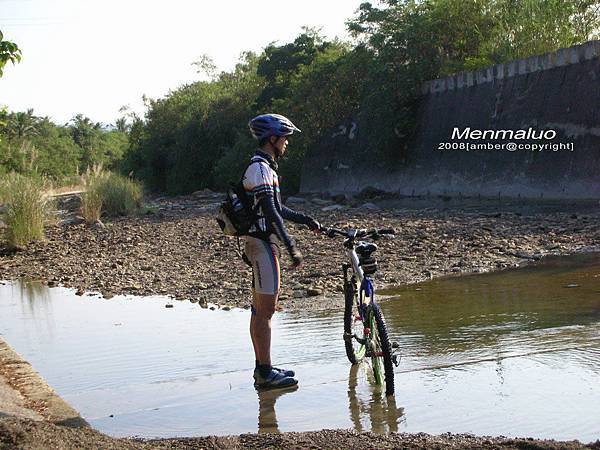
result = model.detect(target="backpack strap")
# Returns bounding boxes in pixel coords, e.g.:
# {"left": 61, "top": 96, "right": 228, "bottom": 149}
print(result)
{"left": 241, "top": 158, "right": 272, "bottom": 241}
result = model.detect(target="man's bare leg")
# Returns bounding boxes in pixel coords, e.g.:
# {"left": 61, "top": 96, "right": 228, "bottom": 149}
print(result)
{"left": 252, "top": 291, "right": 277, "bottom": 366}
{"left": 250, "top": 289, "right": 259, "bottom": 359}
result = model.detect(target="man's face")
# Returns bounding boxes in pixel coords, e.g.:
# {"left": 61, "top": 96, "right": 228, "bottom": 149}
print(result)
{"left": 272, "top": 136, "right": 288, "bottom": 156}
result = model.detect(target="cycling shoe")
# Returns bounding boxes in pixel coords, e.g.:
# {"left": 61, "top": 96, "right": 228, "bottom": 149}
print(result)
{"left": 273, "top": 367, "right": 295, "bottom": 377}
{"left": 254, "top": 368, "right": 298, "bottom": 389}
{"left": 254, "top": 367, "right": 295, "bottom": 380}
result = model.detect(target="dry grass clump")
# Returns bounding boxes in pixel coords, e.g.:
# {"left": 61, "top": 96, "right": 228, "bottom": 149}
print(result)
{"left": 81, "top": 166, "right": 143, "bottom": 222}
{"left": 80, "top": 166, "right": 104, "bottom": 223}
{"left": 0, "top": 174, "right": 53, "bottom": 249}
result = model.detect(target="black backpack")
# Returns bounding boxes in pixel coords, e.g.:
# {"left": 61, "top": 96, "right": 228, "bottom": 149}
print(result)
{"left": 216, "top": 162, "right": 259, "bottom": 236}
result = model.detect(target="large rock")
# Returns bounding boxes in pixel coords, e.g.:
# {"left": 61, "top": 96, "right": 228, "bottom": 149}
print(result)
{"left": 322, "top": 204, "right": 345, "bottom": 212}
{"left": 285, "top": 196, "right": 307, "bottom": 205}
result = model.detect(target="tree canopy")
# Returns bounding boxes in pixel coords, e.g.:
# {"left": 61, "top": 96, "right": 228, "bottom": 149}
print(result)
{"left": 0, "top": 31, "right": 21, "bottom": 77}
{"left": 4, "top": 1, "right": 599, "bottom": 192}
{"left": 0, "top": 109, "right": 129, "bottom": 180}
{"left": 123, "top": 1, "right": 599, "bottom": 195}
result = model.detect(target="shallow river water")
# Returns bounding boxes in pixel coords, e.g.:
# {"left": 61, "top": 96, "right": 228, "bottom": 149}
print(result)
{"left": 0, "top": 253, "right": 599, "bottom": 441}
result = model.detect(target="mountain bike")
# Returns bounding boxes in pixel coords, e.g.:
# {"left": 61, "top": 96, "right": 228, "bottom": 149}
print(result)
{"left": 321, "top": 227, "right": 400, "bottom": 396}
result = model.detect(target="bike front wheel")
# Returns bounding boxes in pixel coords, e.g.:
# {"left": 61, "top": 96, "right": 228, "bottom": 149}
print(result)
{"left": 367, "top": 302, "right": 395, "bottom": 396}
{"left": 343, "top": 281, "right": 366, "bottom": 364}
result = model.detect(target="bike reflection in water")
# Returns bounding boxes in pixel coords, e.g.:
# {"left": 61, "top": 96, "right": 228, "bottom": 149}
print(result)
{"left": 348, "top": 364, "right": 405, "bottom": 433}
{"left": 255, "top": 364, "right": 404, "bottom": 434}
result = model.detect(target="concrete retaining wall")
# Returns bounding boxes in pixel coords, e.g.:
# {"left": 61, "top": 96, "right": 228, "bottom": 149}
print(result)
{"left": 300, "top": 41, "right": 600, "bottom": 199}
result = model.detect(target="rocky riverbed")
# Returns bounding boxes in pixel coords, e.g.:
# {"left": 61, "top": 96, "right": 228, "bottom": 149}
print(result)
{"left": 0, "top": 191, "right": 598, "bottom": 311}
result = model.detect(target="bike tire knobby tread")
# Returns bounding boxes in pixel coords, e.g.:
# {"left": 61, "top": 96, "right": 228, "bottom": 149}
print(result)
{"left": 369, "top": 302, "right": 395, "bottom": 396}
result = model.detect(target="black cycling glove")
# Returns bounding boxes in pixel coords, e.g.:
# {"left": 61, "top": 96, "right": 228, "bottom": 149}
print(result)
{"left": 306, "top": 217, "right": 320, "bottom": 231}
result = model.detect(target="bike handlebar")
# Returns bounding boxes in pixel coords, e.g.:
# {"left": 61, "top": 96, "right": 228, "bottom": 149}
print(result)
{"left": 319, "top": 226, "right": 395, "bottom": 240}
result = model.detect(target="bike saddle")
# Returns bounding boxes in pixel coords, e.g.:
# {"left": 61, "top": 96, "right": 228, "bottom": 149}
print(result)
{"left": 356, "top": 242, "right": 377, "bottom": 256}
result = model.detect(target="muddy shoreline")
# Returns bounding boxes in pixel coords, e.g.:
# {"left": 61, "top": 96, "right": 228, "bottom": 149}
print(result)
{"left": 1, "top": 417, "right": 599, "bottom": 449}
{"left": 0, "top": 192, "right": 598, "bottom": 311}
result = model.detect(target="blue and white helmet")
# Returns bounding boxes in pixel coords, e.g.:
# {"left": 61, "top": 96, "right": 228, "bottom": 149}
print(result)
{"left": 248, "top": 113, "right": 301, "bottom": 140}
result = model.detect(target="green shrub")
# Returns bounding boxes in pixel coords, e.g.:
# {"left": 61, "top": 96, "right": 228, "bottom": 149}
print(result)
{"left": 83, "top": 169, "right": 143, "bottom": 217}
{"left": 0, "top": 174, "right": 53, "bottom": 249}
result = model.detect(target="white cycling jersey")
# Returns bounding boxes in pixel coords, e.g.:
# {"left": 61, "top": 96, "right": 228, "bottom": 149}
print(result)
{"left": 242, "top": 152, "right": 282, "bottom": 236}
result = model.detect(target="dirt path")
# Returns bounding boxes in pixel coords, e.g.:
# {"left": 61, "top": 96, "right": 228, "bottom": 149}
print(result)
{"left": 0, "top": 192, "right": 598, "bottom": 312}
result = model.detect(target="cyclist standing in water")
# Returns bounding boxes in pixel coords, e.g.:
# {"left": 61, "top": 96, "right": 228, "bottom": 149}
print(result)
{"left": 244, "top": 113, "right": 320, "bottom": 389}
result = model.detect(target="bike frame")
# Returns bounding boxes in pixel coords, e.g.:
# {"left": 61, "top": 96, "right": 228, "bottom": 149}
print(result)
{"left": 343, "top": 238, "right": 376, "bottom": 324}
{"left": 327, "top": 225, "right": 399, "bottom": 392}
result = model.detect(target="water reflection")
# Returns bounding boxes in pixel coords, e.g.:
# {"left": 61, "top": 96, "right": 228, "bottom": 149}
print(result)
{"left": 17, "top": 279, "right": 51, "bottom": 314}
{"left": 257, "top": 386, "right": 299, "bottom": 433}
{"left": 379, "top": 253, "right": 600, "bottom": 371}
{"left": 347, "top": 364, "right": 404, "bottom": 434}
{"left": 0, "top": 253, "right": 598, "bottom": 440}
{"left": 256, "top": 363, "right": 404, "bottom": 435}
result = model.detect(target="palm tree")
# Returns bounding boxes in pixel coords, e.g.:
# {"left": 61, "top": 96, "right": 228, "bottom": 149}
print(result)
{"left": 8, "top": 109, "right": 39, "bottom": 140}
{"left": 115, "top": 117, "right": 129, "bottom": 133}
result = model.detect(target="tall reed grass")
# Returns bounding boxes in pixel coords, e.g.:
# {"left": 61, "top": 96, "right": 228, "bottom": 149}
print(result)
{"left": 0, "top": 174, "right": 53, "bottom": 249}
{"left": 81, "top": 167, "right": 143, "bottom": 221}
{"left": 80, "top": 165, "right": 103, "bottom": 223}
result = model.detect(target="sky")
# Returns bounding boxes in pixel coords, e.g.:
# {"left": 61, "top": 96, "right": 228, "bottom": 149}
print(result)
{"left": 0, "top": 0, "right": 366, "bottom": 125}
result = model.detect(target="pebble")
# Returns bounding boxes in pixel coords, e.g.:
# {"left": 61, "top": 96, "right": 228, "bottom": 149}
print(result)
{"left": 359, "top": 202, "right": 380, "bottom": 210}
{"left": 321, "top": 204, "right": 345, "bottom": 212}
{"left": 91, "top": 219, "right": 106, "bottom": 230}
{"left": 286, "top": 196, "right": 307, "bottom": 204}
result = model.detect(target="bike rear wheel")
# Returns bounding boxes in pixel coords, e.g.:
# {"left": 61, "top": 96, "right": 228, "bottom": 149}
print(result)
{"left": 343, "top": 280, "right": 366, "bottom": 364}
{"left": 367, "top": 302, "right": 395, "bottom": 396}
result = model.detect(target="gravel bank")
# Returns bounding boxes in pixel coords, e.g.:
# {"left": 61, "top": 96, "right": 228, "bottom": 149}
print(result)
{"left": 0, "top": 192, "right": 598, "bottom": 311}
{"left": 1, "top": 417, "right": 598, "bottom": 449}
